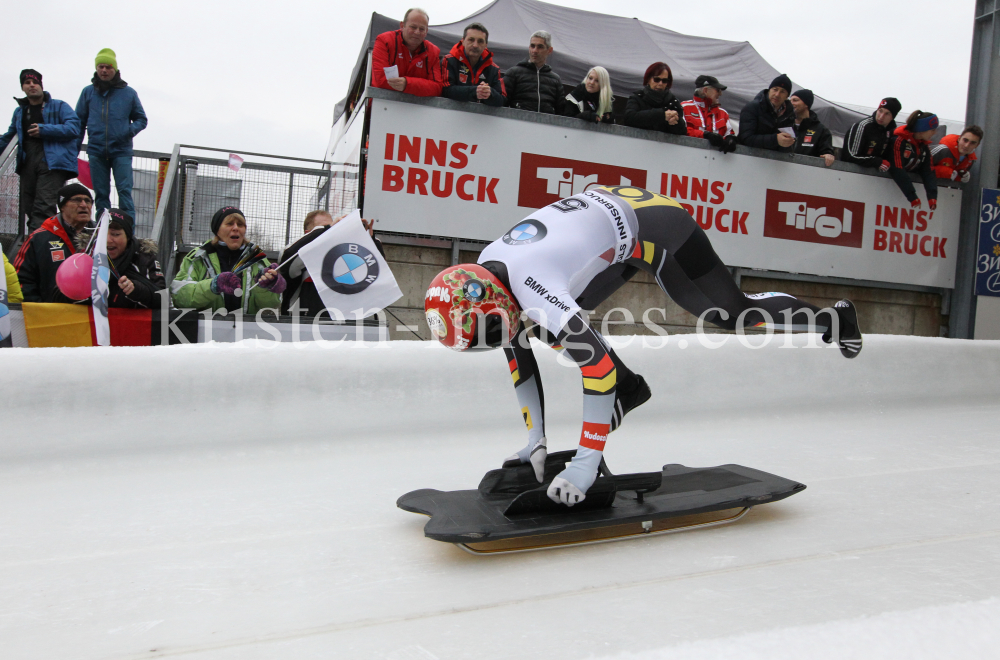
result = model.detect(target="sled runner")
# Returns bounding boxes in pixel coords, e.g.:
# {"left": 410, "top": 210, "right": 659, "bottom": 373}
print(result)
{"left": 397, "top": 451, "right": 806, "bottom": 555}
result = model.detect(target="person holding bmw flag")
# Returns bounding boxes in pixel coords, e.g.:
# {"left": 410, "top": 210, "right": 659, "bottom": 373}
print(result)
{"left": 424, "top": 186, "right": 863, "bottom": 508}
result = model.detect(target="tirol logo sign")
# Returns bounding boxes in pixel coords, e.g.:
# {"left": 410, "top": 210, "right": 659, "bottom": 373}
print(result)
{"left": 517, "top": 153, "right": 647, "bottom": 208}
{"left": 763, "top": 189, "right": 865, "bottom": 248}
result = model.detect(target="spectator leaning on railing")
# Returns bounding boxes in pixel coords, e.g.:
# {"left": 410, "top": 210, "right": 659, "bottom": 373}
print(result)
{"left": 931, "top": 125, "right": 983, "bottom": 184}
{"left": 682, "top": 75, "right": 735, "bottom": 153}
{"left": 278, "top": 211, "right": 385, "bottom": 317}
{"left": 503, "top": 31, "right": 565, "bottom": 114}
{"left": 562, "top": 66, "right": 614, "bottom": 124}
{"left": 372, "top": 8, "right": 445, "bottom": 97}
{"left": 789, "top": 89, "right": 835, "bottom": 167}
{"left": 0, "top": 70, "right": 80, "bottom": 234}
{"left": 623, "top": 62, "right": 686, "bottom": 136}
{"left": 441, "top": 23, "right": 504, "bottom": 107}
{"left": 74, "top": 208, "right": 165, "bottom": 309}
{"left": 13, "top": 183, "right": 92, "bottom": 303}
{"left": 75, "top": 48, "right": 148, "bottom": 221}
{"left": 738, "top": 74, "right": 795, "bottom": 152}
{"left": 885, "top": 111, "right": 940, "bottom": 210}
{"left": 171, "top": 207, "right": 284, "bottom": 315}
{"left": 841, "top": 97, "right": 901, "bottom": 171}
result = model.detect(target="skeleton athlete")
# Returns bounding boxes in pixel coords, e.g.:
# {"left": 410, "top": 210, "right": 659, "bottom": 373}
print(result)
{"left": 423, "top": 186, "right": 861, "bottom": 506}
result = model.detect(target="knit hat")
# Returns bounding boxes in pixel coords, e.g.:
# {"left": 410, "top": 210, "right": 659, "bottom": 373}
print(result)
{"left": 769, "top": 73, "right": 792, "bottom": 93}
{"left": 19, "top": 69, "right": 42, "bottom": 88}
{"left": 914, "top": 113, "right": 939, "bottom": 134}
{"left": 879, "top": 97, "right": 902, "bottom": 119}
{"left": 95, "top": 48, "right": 117, "bottom": 70}
{"left": 694, "top": 75, "right": 727, "bottom": 91}
{"left": 108, "top": 208, "right": 134, "bottom": 241}
{"left": 792, "top": 89, "right": 814, "bottom": 108}
{"left": 211, "top": 206, "right": 245, "bottom": 236}
{"left": 57, "top": 182, "right": 93, "bottom": 207}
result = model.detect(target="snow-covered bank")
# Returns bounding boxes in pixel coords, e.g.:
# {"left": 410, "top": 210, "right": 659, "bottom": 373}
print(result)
{"left": 1, "top": 335, "right": 999, "bottom": 659}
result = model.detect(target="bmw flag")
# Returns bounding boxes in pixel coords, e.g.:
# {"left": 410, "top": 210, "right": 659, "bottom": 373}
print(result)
{"left": 90, "top": 209, "right": 111, "bottom": 346}
{"left": 297, "top": 211, "right": 402, "bottom": 319}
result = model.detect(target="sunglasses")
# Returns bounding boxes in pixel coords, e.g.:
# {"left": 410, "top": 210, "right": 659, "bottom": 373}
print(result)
{"left": 651, "top": 76, "right": 669, "bottom": 84}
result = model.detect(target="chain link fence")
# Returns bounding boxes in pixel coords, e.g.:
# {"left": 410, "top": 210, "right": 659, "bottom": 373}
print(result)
{"left": 1, "top": 138, "right": 361, "bottom": 264}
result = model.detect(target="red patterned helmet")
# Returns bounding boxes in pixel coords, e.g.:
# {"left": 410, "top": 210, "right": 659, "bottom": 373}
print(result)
{"left": 424, "top": 264, "right": 521, "bottom": 351}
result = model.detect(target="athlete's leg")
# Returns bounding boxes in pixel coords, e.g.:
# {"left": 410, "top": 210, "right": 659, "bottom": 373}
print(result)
{"left": 502, "top": 323, "right": 548, "bottom": 481}
{"left": 631, "top": 204, "right": 841, "bottom": 336}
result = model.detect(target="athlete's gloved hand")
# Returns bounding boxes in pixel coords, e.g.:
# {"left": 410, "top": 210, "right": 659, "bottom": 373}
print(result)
{"left": 929, "top": 198, "right": 937, "bottom": 211}
{"left": 211, "top": 271, "right": 241, "bottom": 295}
{"left": 547, "top": 476, "right": 586, "bottom": 507}
{"left": 505, "top": 436, "right": 547, "bottom": 483}
{"left": 257, "top": 265, "right": 287, "bottom": 294}
{"left": 910, "top": 198, "right": 922, "bottom": 210}
{"left": 721, "top": 134, "right": 738, "bottom": 154}
{"left": 879, "top": 160, "right": 890, "bottom": 173}
{"left": 961, "top": 171, "right": 972, "bottom": 183}
{"left": 703, "top": 131, "right": 724, "bottom": 148}
{"left": 547, "top": 460, "right": 599, "bottom": 507}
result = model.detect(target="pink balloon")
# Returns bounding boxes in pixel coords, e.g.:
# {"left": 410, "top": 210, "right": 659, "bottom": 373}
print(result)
{"left": 56, "top": 253, "right": 94, "bottom": 301}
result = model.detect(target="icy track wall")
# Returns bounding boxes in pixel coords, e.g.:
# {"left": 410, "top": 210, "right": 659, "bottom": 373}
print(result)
{"left": 3, "top": 335, "right": 1000, "bottom": 461}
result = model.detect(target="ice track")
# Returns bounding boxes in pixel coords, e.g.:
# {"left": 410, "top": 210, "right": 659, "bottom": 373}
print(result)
{"left": 2, "top": 334, "right": 1000, "bottom": 659}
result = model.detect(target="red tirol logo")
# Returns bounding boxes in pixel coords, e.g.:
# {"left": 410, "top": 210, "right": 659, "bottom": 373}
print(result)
{"left": 517, "top": 153, "right": 647, "bottom": 208}
{"left": 763, "top": 189, "right": 865, "bottom": 248}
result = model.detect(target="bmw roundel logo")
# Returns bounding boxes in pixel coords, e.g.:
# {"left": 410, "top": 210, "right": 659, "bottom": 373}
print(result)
{"left": 321, "top": 243, "right": 380, "bottom": 294}
{"left": 463, "top": 279, "right": 486, "bottom": 302}
{"left": 502, "top": 219, "right": 547, "bottom": 245}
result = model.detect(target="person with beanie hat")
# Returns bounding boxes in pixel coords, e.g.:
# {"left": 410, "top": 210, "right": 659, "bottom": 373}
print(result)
{"left": 75, "top": 47, "right": 148, "bottom": 221}
{"left": 0, "top": 70, "right": 81, "bottom": 234}
{"left": 71, "top": 208, "right": 165, "bottom": 308}
{"left": 841, "top": 97, "right": 901, "bottom": 170}
{"left": 172, "top": 207, "right": 284, "bottom": 314}
{"left": 789, "top": 89, "right": 835, "bottom": 166}
{"left": 885, "top": 110, "right": 940, "bottom": 209}
{"left": 11, "top": 182, "right": 94, "bottom": 302}
{"left": 737, "top": 73, "right": 795, "bottom": 151}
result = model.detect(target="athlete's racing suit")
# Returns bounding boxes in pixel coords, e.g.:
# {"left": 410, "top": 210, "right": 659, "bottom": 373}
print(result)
{"left": 478, "top": 186, "right": 845, "bottom": 503}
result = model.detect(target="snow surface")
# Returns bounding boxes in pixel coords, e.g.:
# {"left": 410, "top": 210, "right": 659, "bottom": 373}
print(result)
{"left": 2, "top": 334, "right": 1000, "bottom": 659}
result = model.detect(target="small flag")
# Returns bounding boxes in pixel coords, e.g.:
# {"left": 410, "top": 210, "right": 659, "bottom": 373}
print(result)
{"left": 91, "top": 209, "right": 111, "bottom": 346}
{"left": 297, "top": 211, "right": 402, "bottom": 319}
{"left": 76, "top": 158, "right": 93, "bottom": 189}
{"left": 228, "top": 154, "right": 244, "bottom": 172}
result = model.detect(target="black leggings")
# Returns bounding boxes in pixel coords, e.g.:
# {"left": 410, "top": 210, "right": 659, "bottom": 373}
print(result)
{"left": 576, "top": 203, "right": 835, "bottom": 333}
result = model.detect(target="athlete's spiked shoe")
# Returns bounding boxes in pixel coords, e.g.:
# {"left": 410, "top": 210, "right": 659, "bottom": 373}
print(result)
{"left": 822, "top": 300, "right": 863, "bottom": 359}
{"left": 610, "top": 374, "right": 652, "bottom": 431}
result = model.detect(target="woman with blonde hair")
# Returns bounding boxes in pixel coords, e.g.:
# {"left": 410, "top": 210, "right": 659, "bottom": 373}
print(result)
{"left": 171, "top": 206, "right": 284, "bottom": 313}
{"left": 563, "top": 66, "right": 615, "bottom": 124}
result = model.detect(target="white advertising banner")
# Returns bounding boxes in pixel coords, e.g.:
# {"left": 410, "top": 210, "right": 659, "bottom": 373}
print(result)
{"left": 363, "top": 98, "right": 961, "bottom": 289}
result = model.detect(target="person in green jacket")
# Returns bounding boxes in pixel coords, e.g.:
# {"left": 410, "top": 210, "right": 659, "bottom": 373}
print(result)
{"left": 171, "top": 206, "right": 285, "bottom": 314}
{"left": 4, "top": 252, "right": 24, "bottom": 303}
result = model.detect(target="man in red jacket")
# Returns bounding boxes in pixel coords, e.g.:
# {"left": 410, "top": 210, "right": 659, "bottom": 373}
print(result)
{"left": 931, "top": 125, "right": 983, "bottom": 184}
{"left": 682, "top": 75, "right": 736, "bottom": 153}
{"left": 372, "top": 8, "right": 444, "bottom": 97}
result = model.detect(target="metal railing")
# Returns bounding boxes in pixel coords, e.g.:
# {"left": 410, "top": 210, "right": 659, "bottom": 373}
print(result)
{"left": 0, "top": 138, "right": 360, "bottom": 271}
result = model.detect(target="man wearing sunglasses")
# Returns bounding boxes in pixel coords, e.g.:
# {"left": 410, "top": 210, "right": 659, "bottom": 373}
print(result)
{"left": 13, "top": 183, "right": 94, "bottom": 302}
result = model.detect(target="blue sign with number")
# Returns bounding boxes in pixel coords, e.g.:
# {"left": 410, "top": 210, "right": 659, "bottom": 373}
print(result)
{"left": 976, "top": 188, "right": 1000, "bottom": 297}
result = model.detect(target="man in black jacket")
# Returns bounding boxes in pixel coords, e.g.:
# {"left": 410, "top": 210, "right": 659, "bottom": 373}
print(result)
{"left": 503, "top": 31, "right": 564, "bottom": 114}
{"left": 13, "top": 182, "right": 92, "bottom": 303}
{"left": 738, "top": 74, "right": 796, "bottom": 152}
{"left": 841, "top": 97, "right": 900, "bottom": 171}
{"left": 789, "top": 89, "right": 835, "bottom": 166}
{"left": 442, "top": 23, "right": 504, "bottom": 107}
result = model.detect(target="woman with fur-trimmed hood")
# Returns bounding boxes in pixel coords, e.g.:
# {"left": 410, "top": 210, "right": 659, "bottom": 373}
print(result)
{"left": 75, "top": 208, "right": 165, "bottom": 308}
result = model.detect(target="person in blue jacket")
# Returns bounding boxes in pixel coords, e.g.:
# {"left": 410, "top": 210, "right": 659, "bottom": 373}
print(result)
{"left": 75, "top": 48, "right": 148, "bottom": 221}
{"left": 0, "top": 69, "right": 81, "bottom": 233}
